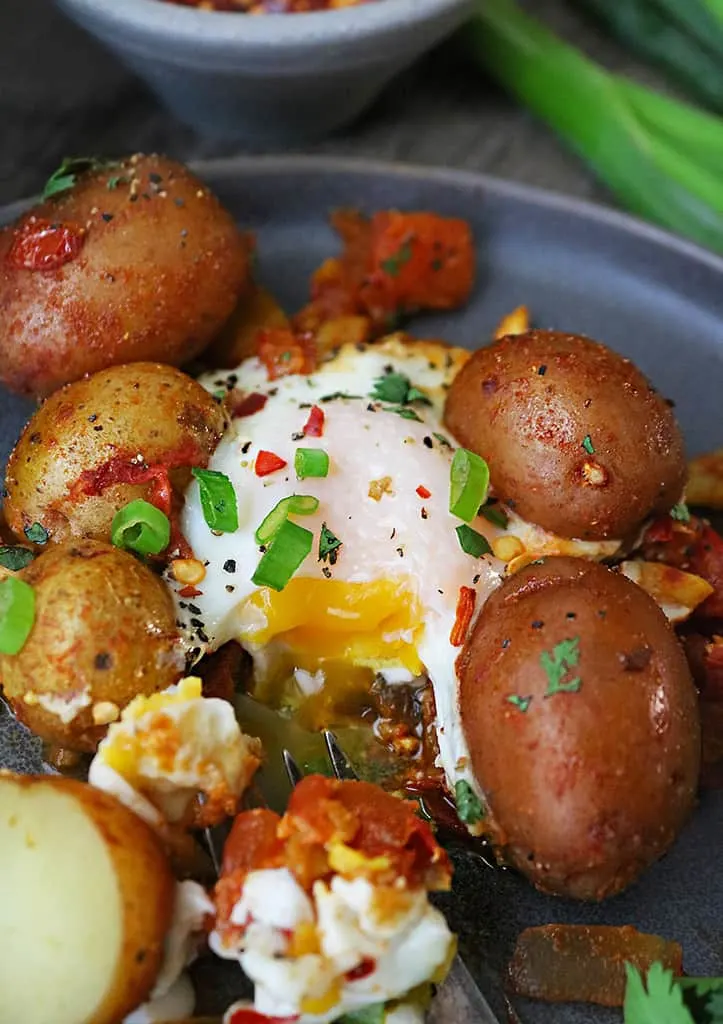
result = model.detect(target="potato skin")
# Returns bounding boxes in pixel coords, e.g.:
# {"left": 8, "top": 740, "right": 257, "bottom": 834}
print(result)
{"left": 444, "top": 330, "right": 686, "bottom": 540}
{"left": 5, "top": 774, "right": 175, "bottom": 1023}
{"left": 4, "top": 362, "right": 226, "bottom": 545}
{"left": 1, "top": 540, "right": 183, "bottom": 751}
{"left": 0, "top": 154, "right": 250, "bottom": 397}
{"left": 457, "top": 557, "right": 700, "bottom": 900}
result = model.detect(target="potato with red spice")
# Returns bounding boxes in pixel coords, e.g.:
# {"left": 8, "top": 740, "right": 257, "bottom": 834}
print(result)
{"left": 457, "top": 557, "right": 700, "bottom": 900}
{"left": 0, "top": 154, "right": 250, "bottom": 397}
{"left": 4, "top": 362, "right": 226, "bottom": 546}
{"left": 0, "top": 539, "right": 183, "bottom": 752}
{"left": 444, "top": 330, "right": 686, "bottom": 540}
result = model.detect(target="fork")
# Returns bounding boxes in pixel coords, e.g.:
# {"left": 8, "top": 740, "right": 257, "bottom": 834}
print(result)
{"left": 282, "top": 730, "right": 504, "bottom": 1024}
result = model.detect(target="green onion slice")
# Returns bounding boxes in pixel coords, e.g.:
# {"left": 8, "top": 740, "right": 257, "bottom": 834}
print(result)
{"left": 456, "top": 524, "right": 492, "bottom": 557}
{"left": 191, "top": 468, "right": 238, "bottom": 533}
{"left": 295, "top": 448, "right": 330, "bottom": 480}
{"left": 111, "top": 499, "right": 171, "bottom": 556}
{"left": 252, "top": 519, "right": 313, "bottom": 592}
{"left": 449, "top": 448, "right": 490, "bottom": 522}
{"left": 255, "top": 495, "right": 320, "bottom": 546}
{"left": 0, "top": 577, "right": 35, "bottom": 655}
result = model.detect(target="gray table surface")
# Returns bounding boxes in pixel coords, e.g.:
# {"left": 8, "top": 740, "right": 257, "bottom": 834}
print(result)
{"left": 0, "top": 0, "right": 670, "bottom": 210}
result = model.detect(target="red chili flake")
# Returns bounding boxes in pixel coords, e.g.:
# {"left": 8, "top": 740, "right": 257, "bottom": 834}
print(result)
{"left": 230, "top": 391, "right": 268, "bottom": 419}
{"left": 416, "top": 485, "right": 431, "bottom": 499}
{"left": 450, "top": 586, "right": 476, "bottom": 647}
{"left": 303, "top": 405, "right": 325, "bottom": 437}
{"left": 226, "top": 1008, "right": 299, "bottom": 1024}
{"left": 346, "top": 957, "right": 376, "bottom": 981}
{"left": 179, "top": 585, "right": 203, "bottom": 598}
{"left": 255, "top": 450, "right": 287, "bottom": 477}
{"left": 8, "top": 217, "right": 85, "bottom": 271}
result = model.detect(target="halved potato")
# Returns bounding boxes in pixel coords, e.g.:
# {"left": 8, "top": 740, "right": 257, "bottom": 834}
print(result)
{"left": 0, "top": 774, "right": 175, "bottom": 1024}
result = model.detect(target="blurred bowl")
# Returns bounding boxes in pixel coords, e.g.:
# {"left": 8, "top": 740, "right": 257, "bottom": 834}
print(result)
{"left": 54, "top": 0, "right": 473, "bottom": 143}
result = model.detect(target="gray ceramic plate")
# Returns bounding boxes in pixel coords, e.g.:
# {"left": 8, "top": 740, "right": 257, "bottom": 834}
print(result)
{"left": 1, "top": 155, "right": 722, "bottom": 1024}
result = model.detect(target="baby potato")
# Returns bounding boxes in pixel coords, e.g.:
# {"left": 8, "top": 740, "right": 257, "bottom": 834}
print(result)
{"left": 457, "top": 557, "right": 700, "bottom": 901}
{"left": 444, "top": 330, "right": 686, "bottom": 540}
{"left": 4, "top": 362, "right": 226, "bottom": 545}
{"left": 0, "top": 154, "right": 250, "bottom": 397}
{"left": 0, "top": 774, "right": 175, "bottom": 1024}
{"left": 1, "top": 540, "right": 183, "bottom": 751}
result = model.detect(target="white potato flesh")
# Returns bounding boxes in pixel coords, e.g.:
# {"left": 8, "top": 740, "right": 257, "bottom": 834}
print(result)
{"left": 0, "top": 775, "right": 174, "bottom": 1024}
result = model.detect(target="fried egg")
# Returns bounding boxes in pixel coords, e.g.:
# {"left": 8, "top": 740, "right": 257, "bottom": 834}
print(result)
{"left": 173, "top": 337, "right": 623, "bottom": 803}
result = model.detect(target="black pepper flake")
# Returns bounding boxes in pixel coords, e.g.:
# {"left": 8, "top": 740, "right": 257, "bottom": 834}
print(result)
{"left": 29, "top": 432, "right": 41, "bottom": 444}
{"left": 598, "top": 609, "right": 607, "bottom": 619}
{"left": 93, "top": 425, "right": 103, "bottom": 432}
{"left": 566, "top": 611, "right": 577, "bottom": 620}
{"left": 538, "top": 365, "right": 547, "bottom": 375}
{"left": 179, "top": 602, "right": 188, "bottom": 610}
{"left": 149, "top": 172, "right": 163, "bottom": 184}
{"left": 298, "top": 402, "right": 312, "bottom": 410}
{"left": 421, "top": 508, "right": 428, "bottom": 520}
{"left": 101, "top": 212, "right": 114, "bottom": 222}
{"left": 584, "top": 398, "right": 592, "bottom": 408}
{"left": 291, "top": 431, "right": 304, "bottom": 441}
{"left": 322, "top": 566, "right": 332, "bottom": 578}
{"left": 174, "top": 197, "right": 185, "bottom": 208}
{"left": 88, "top": 413, "right": 98, "bottom": 423}
{"left": 367, "top": 403, "right": 377, "bottom": 413}
{"left": 223, "top": 559, "right": 237, "bottom": 573}
{"left": 241, "top": 441, "right": 252, "bottom": 455}
{"left": 190, "top": 618, "right": 204, "bottom": 628}
{"left": 531, "top": 620, "right": 544, "bottom": 629}
{"left": 423, "top": 436, "right": 433, "bottom": 449}
{"left": 198, "top": 630, "right": 209, "bottom": 644}
{"left": 94, "top": 652, "right": 112, "bottom": 670}
{"left": 502, "top": 638, "right": 511, "bottom": 649}
{"left": 619, "top": 646, "right": 652, "bottom": 672}
{"left": 188, "top": 646, "right": 201, "bottom": 661}
{"left": 225, "top": 585, "right": 235, "bottom": 593}
{"left": 188, "top": 603, "right": 202, "bottom": 614}
{"left": 396, "top": 547, "right": 404, "bottom": 557}
{"left": 472, "top": 574, "right": 480, "bottom": 584}
{"left": 135, "top": 949, "right": 147, "bottom": 964}
{"left": 390, "top": 528, "right": 396, "bottom": 540}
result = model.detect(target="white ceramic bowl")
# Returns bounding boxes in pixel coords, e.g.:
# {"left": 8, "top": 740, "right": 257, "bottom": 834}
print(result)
{"left": 55, "top": 0, "right": 473, "bottom": 143}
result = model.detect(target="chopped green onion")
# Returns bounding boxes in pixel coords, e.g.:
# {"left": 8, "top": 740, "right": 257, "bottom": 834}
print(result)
{"left": 456, "top": 524, "right": 492, "bottom": 557}
{"left": 295, "top": 448, "right": 330, "bottom": 480}
{"left": 24, "top": 522, "right": 48, "bottom": 545}
{"left": 454, "top": 779, "right": 485, "bottom": 825}
{"left": 0, "top": 577, "right": 35, "bottom": 655}
{"left": 0, "top": 547, "right": 34, "bottom": 571}
{"left": 481, "top": 503, "right": 509, "bottom": 529}
{"left": 252, "top": 519, "right": 313, "bottom": 591}
{"left": 318, "top": 522, "right": 342, "bottom": 565}
{"left": 111, "top": 499, "right": 170, "bottom": 556}
{"left": 449, "top": 448, "right": 490, "bottom": 522}
{"left": 255, "top": 495, "right": 319, "bottom": 546}
{"left": 191, "top": 468, "right": 238, "bottom": 533}
{"left": 582, "top": 435, "right": 595, "bottom": 455}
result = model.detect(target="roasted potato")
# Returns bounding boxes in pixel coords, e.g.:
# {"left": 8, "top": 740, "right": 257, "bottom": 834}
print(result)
{"left": 0, "top": 540, "right": 183, "bottom": 751}
{"left": 4, "top": 362, "right": 226, "bottom": 546}
{"left": 0, "top": 154, "right": 250, "bottom": 397}
{"left": 444, "top": 330, "right": 686, "bottom": 540}
{"left": 0, "top": 773, "right": 175, "bottom": 1024}
{"left": 457, "top": 557, "right": 700, "bottom": 901}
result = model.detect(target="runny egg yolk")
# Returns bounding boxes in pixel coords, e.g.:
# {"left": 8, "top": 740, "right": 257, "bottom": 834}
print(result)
{"left": 239, "top": 577, "right": 423, "bottom": 726}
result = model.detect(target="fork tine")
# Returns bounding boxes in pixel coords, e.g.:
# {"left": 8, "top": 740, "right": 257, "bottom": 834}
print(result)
{"left": 323, "top": 729, "right": 359, "bottom": 781}
{"left": 282, "top": 747, "right": 304, "bottom": 787}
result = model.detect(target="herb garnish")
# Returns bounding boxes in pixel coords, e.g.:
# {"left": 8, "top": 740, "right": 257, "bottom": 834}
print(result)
{"left": 581, "top": 435, "right": 595, "bottom": 455}
{"left": 454, "top": 780, "right": 485, "bottom": 826}
{"left": 506, "top": 694, "right": 532, "bottom": 712}
{"left": 370, "top": 371, "right": 431, "bottom": 408}
{"left": 540, "top": 637, "right": 581, "bottom": 696}
{"left": 670, "top": 502, "right": 691, "bottom": 523}
{"left": 24, "top": 522, "right": 49, "bottom": 545}
{"left": 481, "top": 503, "right": 509, "bottom": 529}
{"left": 623, "top": 962, "right": 723, "bottom": 1023}
{"left": 0, "top": 546, "right": 34, "bottom": 571}
{"left": 338, "top": 1003, "right": 386, "bottom": 1024}
{"left": 433, "top": 432, "right": 452, "bottom": 448}
{"left": 318, "top": 523, "right": 342, "bottom": 566}
{"left": 42, "top": 157, "right": 116, "bottom": 200}
{"left": 380, "top": 239, "right": 413, "bottom": 278}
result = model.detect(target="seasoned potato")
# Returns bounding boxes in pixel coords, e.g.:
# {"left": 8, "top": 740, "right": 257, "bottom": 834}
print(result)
{"left": 0, "top": 773, "right": 175, "bottom": 1024}
{"left": 444, "top": 330, "right": 686, "bottom": 540}
{"left": 0, "top": 154, "right": 250, "bottom": 397}
{"left": 0, "top": 540, "right": 183, "bottom": 751}
{"left": 4, "top": 362, "right": 226, "bottom": 546}
{"left": 457, "top": 557, "right": 700, "bottom": 900}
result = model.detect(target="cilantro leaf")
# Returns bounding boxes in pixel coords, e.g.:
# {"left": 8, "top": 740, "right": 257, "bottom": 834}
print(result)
{"left": 318, "top": 523, "right": 342, "bottom": 566}
{"left": 380, "top": 239, "right": 413, "bottom": 277}
{"left": 506, "top": 694, "right": 532, "bottom": 712}
{"left": 391, "top": 406, "right": 423, "bottom": 422}
{"left": 454, "top": 779, "right": 485, "bottom": 825}
{"left": 0, "top": 546, "right": 34, "bottom": 571}
{"left": 406, "top": 385, "right": 432, "bottom": 406}
{"left": 541, "top": 636, "right": 581, "bottom": 696}
{"left": 624, "top": 963, "right": 694, "bottom": 1024}
{"left": 670, "top": 502, "right": 691, "bottom": 523}
{"left": 42, "top": 156, "right": 115, "bottom": 200}
{"left": 481, "top": 503, "right": 509, "bottom": 529}
{"left": 369, "top": 371, "right": 431, "bottom": 411}
{"left": 24, "top": 522, "right": 49, "bottom": 545}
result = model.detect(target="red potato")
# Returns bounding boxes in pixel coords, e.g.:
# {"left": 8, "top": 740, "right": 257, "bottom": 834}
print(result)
{"left": 0, "top": 774, "right": 175, "bottom": 1024}
{"left": 0, "top": 154, "right": 250, "bottom": 397}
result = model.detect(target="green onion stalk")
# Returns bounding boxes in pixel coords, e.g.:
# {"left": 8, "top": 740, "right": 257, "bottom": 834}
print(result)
{"left": 465, "top": 0, "right": 723, "bottom": 253}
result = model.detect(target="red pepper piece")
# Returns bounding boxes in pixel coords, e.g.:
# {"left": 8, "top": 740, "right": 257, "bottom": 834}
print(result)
{"left": 450, "top": 586, "right": 476, "bottom": 647}
{"left": 303, "top": 405, "right": 325, "bottom": 437}
{"left": 255, "top": 450, "right": 287, "bottom": 477}
{"left": 416, "top": 485, "right": 431, "bottom": 499}
{"left": 8, "top": 217, "right": 85, "bottom": 271}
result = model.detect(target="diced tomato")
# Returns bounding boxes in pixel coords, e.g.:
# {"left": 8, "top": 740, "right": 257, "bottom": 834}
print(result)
{"left": 8, "top": 216, "right": 85, "bottom": 271}
{"left": 416, "top": 485, "right": 431, "bottom": 499}
{"left": 303, "top": 405, "right": 324, "bottom": 437}
{"left": 230, "top": 391, "right": 268, "bottom": 418}
{"left": 450, "top": 586, "right": 476, "bottom": 647}
{"left": 179, "top": 585, "right": 202, "bottom": 598}
{"left": 257, "top": 328, "right": 316, "bottom": 381}
{"left": 346, "top": 957, "right": 376, "bottom": 981}
{"left": 226, "top": 1006, "right": 299, "bottom": 1024}
{"left": 221, "top": 808, "right": 284, "bottom": 878}
{"left": 643, "top": 516, "right": 676, "bottom": 545}
{"left": 255, "top": 450, "right": 287, "bottom": 477}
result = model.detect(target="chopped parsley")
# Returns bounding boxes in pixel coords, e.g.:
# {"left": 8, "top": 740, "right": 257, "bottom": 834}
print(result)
{"left": 318, "top": 523, "right": 342, "bottom": 566}
{"left": 370, "top": 371, "right": 431, "bottom": 408}
{"left": 581, "top": 434, "right": 595, "bottom": 455}
{"left": 455, "top": 524, "right": 492, "bottom": 558}
{"left": 541, "top": 637, "right": 581, "bottom": 696}
{"left": 23, "top": 522, "right": 49, "bottom": 545}
{"left": 454, "top": 779, "right": 485, "bottom": 826}
{"left": 380, "top": 239, "right": 413, "bottom": 278}
{"left": 670, "top": 502, "right": 691, "bottom": 523}
{"left": 506, "top": 694, "right": 532, "bottom": 713}
{"left": 0, "top": 546, "right": 34, "bottom": 571}
{"left": 433, "top": 432, "right": 452, "bottom": 448}
{"left": 392, "top": 406, "right": 423, "bottom": 422}
{"left": 624, "top": 962, "right": 723, "bottom": 1023}
{"left": 42, "top": 156, "right": 116, "bottom": 200}
{"left": 481, "top": 503, "right": 509, "bottom": 530}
